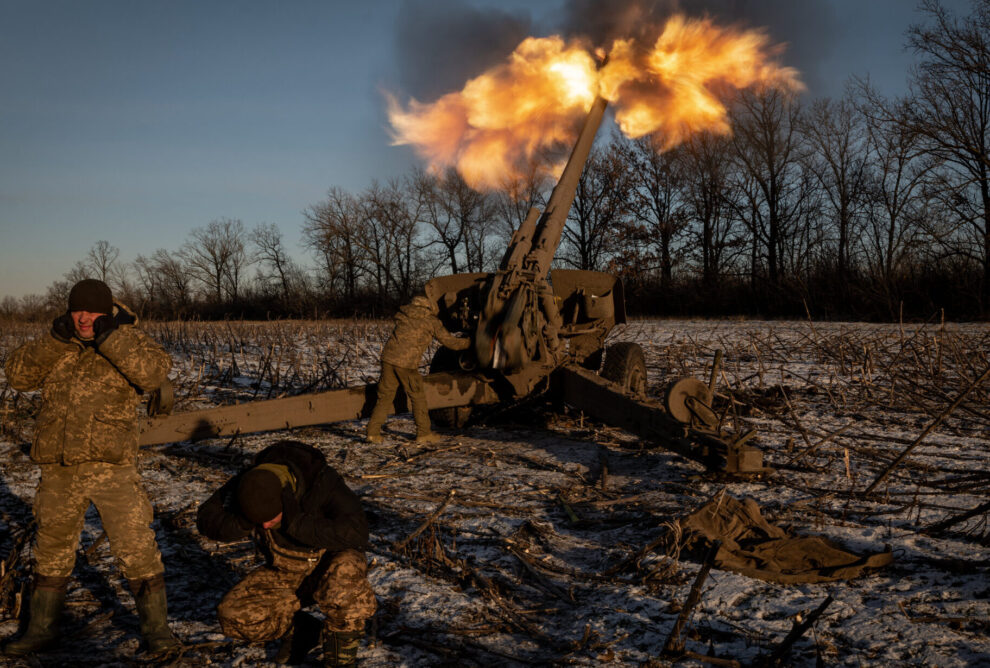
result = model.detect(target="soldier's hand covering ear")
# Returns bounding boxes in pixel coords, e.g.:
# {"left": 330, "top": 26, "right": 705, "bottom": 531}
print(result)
{"left": 92, "top": 314, "right": 118, "bottom": 346}
{"left": 51, "top": 312, "right": 74, "bottom": 343}
{"left": 114, "top": 309, "right": 136, "bottom": 326}
{"left": 280, "top": 486, "right": 302, "bottom": 528}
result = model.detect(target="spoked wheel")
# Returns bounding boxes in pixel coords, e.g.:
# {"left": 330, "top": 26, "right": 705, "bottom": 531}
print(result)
{"left": 600, "top": 342, "right": 648, "bottom": 399}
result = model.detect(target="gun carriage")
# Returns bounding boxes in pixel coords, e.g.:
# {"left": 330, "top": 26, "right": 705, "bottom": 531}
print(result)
{"left": 140, "top": 97, "right": 764, "bottom": 474}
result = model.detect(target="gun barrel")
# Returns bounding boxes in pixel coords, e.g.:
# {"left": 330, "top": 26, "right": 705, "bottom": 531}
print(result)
{"left": 522, "top": 95, "right": 608, "bottom": 276}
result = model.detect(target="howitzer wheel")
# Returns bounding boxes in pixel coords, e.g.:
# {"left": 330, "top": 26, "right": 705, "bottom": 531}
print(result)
{"left": 664, "top": 377, "right": 716, "bottom": 427}
{"left": 600, "top": 342, "right": 647, "bottom": 399}
{"left": 428, "top": 348, "right": 473, "bottom": 428}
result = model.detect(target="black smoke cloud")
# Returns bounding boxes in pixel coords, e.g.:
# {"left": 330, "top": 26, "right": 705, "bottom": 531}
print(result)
{"left": 394, "top": 0, "right": 841, "bottom": 100}
{"left": 562, "top": 0, "right": 840, "bottom": 94}
{"left": 393, "top": 0, "right": 533, "bottom": 100}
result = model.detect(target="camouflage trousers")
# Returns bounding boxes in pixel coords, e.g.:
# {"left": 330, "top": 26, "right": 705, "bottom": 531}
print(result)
{"left": 366, "top": 362, "right": 430, "bottom": 437}
{"left": 218, "top": 548, "right": 376, "bottom": 641}
{"left": 33, "top": 461, "right": 164, "bottom": 580}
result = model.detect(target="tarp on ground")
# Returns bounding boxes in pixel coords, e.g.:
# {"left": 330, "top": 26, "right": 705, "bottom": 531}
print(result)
{"left": 679, "top": 495, "right": 893, "bottom": 584}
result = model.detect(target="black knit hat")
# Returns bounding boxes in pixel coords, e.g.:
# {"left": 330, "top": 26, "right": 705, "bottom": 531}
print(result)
{"left": 237, "top": 467, "right": 284, "bottom": 525}
{"left": 68, "top": 279, "right": 113, "bottom": 314}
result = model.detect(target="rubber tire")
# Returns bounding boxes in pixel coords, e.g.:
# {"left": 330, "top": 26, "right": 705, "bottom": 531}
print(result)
{"left": 600, "top": 342, "right": 647, "bottom": 398}
{"left": 428, "top": 348, "right": 473, "bottom": 428}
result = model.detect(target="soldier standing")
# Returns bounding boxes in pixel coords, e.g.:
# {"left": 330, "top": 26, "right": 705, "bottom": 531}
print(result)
{"left": 196, "top": 440, "right": 376, "bottom": 667}
{"left": 366, "top": 295, "right": 469, "bottom": 444}
{"left": 3, "top": 278, "right": 179, "bottom": 657}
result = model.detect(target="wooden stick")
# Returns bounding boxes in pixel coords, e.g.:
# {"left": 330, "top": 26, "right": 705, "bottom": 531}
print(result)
{"left": 598, "top": 448, "right": 609, "bottom": 492}
{"left": 84, "top": 531, "right": 108, "bottom": 557}
{"left": 785, "top": 421, "right": 854, "bottom": 466}
{"left": 558, "top": 495, "right": 580, "bottom": 524}
{"left": 709, "top": 349, "right": 723, "bottom": 393}
{"left": 393, "top": 490, "right": 455, "bottom": 552}
{"left": 863, "top": 366, "right": 990, "bottom": 495}
{"left": 923, "top": 499, "right": 990, "bottom": 535}
{"left": 753, "top": 595, "right": 833, "bottom": 668}
{"left": 682, "top": 650, "right": 741, "bottom": 667}
{"left": 661, "top": 540, "right": 720, "bottom": 656}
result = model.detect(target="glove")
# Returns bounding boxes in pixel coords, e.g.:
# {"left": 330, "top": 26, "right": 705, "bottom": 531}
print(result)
{"left": 92, "top": 314, "right": 118, "bottom": 346}
{"left": 280, "top": 486, "right": 302, "bottom": 529}
{"left": 51, "top": 312, "right": 74, "bottom": 343}
{"left": 114, "top": 309, "right": 136, "bottom": 326}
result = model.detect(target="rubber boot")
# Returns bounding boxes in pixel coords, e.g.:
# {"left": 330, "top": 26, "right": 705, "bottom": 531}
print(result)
{"left": 323, "top": 626, "right": 362, "bottom": 666}
{"left": 3, "top": 575, "right": 69, "bottom": 657}
{"left": 275, "top": 611, "right": 322, "bottom": 665}
{"left": 130, "top": 574, "right": 180, "bottom": 657}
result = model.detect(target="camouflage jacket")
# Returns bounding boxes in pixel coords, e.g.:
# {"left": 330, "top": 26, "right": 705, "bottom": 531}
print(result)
{"left": 381, "top": 301, "right": 469, "bottom": 369}
{"left": 197, "top": 441, "right": 369, "bottom": 555}
{"left": 5, "top": 302, "right": 171, "bottom": 465}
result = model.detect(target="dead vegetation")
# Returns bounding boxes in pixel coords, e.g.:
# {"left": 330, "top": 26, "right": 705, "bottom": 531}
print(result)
{"left": 0, "top": 318, "right": 988, "bottom": 666}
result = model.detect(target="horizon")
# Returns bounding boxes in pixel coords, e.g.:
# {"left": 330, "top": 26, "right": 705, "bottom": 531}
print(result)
{"left": 0, "top": 0, "right": 972, "bottom": 301}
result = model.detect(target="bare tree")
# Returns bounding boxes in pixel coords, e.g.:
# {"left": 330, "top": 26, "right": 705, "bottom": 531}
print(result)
{"left": 133, "top": 253, "right": 161, "bottom": 305}
{"left": 414, "top": 169, "right": 465, "bottom": 275}
{"left": 621, "top": 136, "right": 689, "bottom": 289}
{"left": 360, "top": 179, "right": 423, "bottom": 306}
{"left": 801, "top": 96, "right": 871, "bottom": 282}
{"left": 85, "top": 240, "right": 121, "bottom": 285}
{"left": 303, "top": 187, "right": 369, "bottom": 305}
{"left": 180, "top": 218, "right": 251, "bottom": 305}
{"left": 898, "top": 0, "right": 990, "bottom": 313}
{"left": 680, "top": 131, "right": 747, "bottom": 288}
{"left": 251, "top": 222, "right": 300, "bottom": 302}
{"left": 44, "top": 278, "right": 73, "bottom": 312}
{"left": 562, "top": 144, "right": 635, "bottom": 271}
{"left": 854, "top": 89, "right": 936, "bottom": 316}
{"left": 134, "top": 249, "right": 193, "bottom": 314}
{"left": 414, "top": 168, "right": 498, "bottom": 275}
{"left": 730, "top": 88, "right": 809, "bottom": 299}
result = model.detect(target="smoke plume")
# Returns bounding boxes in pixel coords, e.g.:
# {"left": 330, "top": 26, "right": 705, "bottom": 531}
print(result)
{"left": 394, "top": 0, "right": 840, "bottom": 100}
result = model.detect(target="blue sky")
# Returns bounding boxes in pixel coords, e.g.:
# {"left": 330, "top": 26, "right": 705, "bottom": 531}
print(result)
{"left": 0, "top": 0, "right": 973, "bottom": 300}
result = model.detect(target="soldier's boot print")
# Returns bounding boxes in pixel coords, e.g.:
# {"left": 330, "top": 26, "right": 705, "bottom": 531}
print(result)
{"left": 275, "top": 610, "right": 323, "bottom": 665}
{"left": 322, "top": 625, "right": 362, "bottom": 666}
{"left": 130, "top": 575, "right": 181, "bottom": 656}
{"left": 3, "top": 575, "right": 68, "bottom": 657}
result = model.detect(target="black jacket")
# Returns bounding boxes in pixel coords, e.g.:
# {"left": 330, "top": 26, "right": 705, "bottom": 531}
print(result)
{"left": 196, "top": 441, "right": 368, "bottom": 553}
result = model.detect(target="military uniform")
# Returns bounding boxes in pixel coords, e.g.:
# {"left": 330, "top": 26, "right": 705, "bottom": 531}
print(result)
{"left": 366, "top": 296, "right": 469, "bottom": 441}
{"left": 3, "top": 287, "right": 178, "bottom": 657}
{"left": 6, "top": 300, "right": 170, "bottom": 578}
{"left": 196, "top": 441, "right": 376, "bottom": 664}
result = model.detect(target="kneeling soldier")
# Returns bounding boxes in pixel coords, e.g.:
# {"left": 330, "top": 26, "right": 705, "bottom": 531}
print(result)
{"left": 196, "top": 440, "right": 376, "bottom": 666}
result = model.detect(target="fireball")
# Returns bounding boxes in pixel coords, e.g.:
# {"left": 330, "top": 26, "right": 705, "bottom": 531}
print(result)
{"left": 388, "top": 14, "right": 802, "bottom": 190}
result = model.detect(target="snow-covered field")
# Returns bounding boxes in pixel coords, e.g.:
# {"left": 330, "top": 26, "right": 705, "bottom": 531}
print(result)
{"left": 1, "top": 318, "right": 988, "bottom": 667}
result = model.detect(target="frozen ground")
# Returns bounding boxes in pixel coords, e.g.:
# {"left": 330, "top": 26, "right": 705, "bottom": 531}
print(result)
{"left": 1, "top": 318, "right": 988, "bottom": 667}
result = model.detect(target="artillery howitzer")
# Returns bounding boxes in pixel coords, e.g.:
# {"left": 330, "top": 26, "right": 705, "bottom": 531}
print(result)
{"left": 140, "top": 97, "right": 764, "bottom": 474}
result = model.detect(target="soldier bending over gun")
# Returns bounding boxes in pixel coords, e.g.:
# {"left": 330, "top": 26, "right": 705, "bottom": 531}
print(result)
{"left": 366, "top": 294, "right": 469, "bottom": 444}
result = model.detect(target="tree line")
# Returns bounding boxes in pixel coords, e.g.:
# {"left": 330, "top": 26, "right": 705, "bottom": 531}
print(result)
{"left": 3, "top": 0, "right": 988, "bottom": 322}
